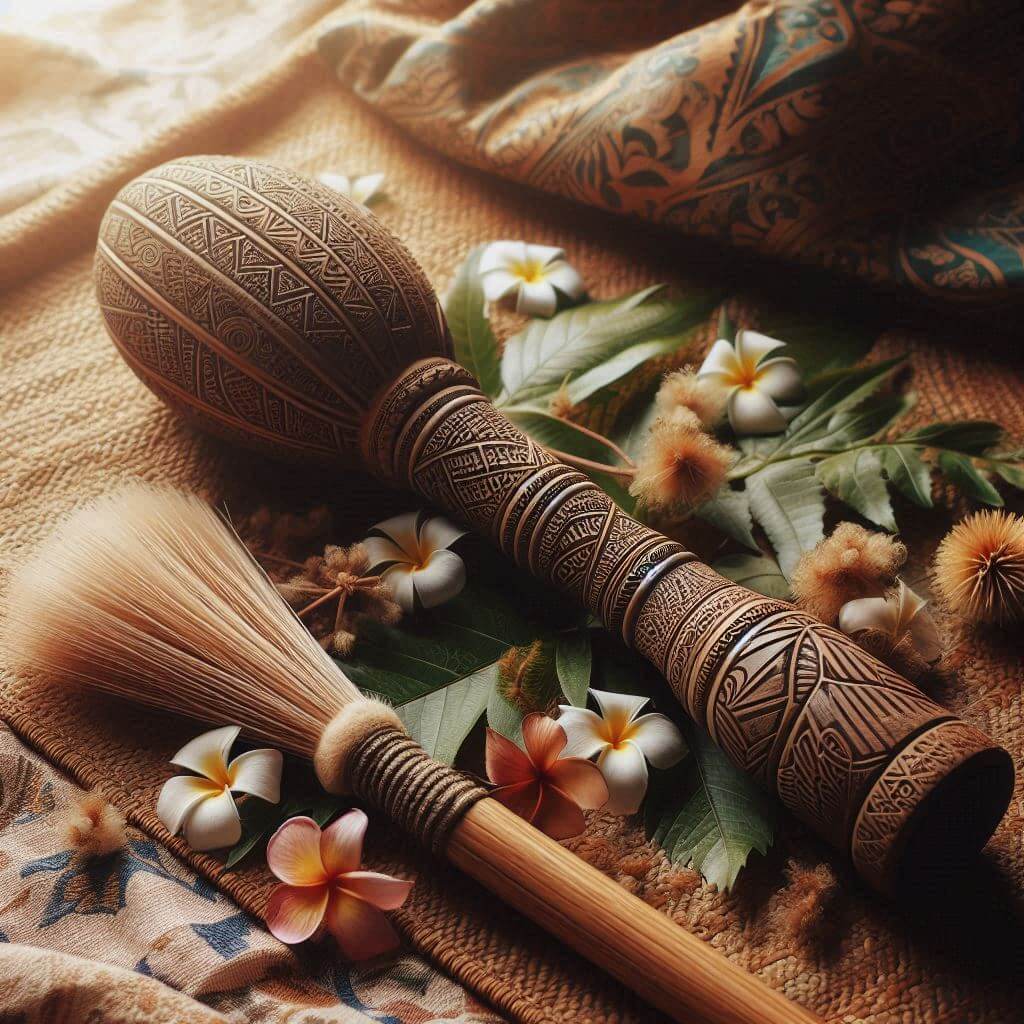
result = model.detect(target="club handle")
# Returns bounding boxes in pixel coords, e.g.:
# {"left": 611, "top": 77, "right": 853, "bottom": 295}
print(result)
{"left": 365, "top": 358, "right": 1014, "bottom": 893}
{"left": 448, "top": 798, "right": 821, "bottom": 1024}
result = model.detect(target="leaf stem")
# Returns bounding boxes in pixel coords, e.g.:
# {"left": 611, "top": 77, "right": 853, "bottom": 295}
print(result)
{"left": 545, "top": 448, "right": 636, "bottom": 481}
{"left": 560, "top": 419, "right": 637, "bottom": 468}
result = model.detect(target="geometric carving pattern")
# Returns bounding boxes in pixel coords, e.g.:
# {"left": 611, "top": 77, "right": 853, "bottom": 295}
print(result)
{"left": 850, "top": 719, "right": 1007, "bottom": 894}
{"left": 95, "top": 156, "right": 451, "bottom": 464}
{"left": 369, "top": 362, "right": 1008, "bottom": 890}
{"left": 98, "top": 157, "right": 1011, "bottom": 891}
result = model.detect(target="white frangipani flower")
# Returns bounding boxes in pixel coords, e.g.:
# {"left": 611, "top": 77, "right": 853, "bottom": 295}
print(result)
{"left": 156, "top": 726, "right": 282, "bottom": 851}
{"left": 697, "top": 329, "right": 803, "bottom": 435}
{"left": 839, "top": 579, "right": 942, "bottom": 663}
{"left": 363, "top": 511, "right": 467, "bottom": 613}
{"left": 318, "top": 171, "right": 385, "bottom": 207}
{"left": 558, "top": 689, "right": 687, "bottom": 814}
{"left": 478, "top": 240, "right": 584, "bottom": 317}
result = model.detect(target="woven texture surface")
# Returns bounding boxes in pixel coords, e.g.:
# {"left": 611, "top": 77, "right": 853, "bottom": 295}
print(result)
{"left": 2, "top": 10, "right": 1023, "bottom": 1024}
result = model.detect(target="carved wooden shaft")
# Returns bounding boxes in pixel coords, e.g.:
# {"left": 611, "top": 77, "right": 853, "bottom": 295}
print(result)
{"left": 366, "top": 358, "right": 1014, "bottom": 894}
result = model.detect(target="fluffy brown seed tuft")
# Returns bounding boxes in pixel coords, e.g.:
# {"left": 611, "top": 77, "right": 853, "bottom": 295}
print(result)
{"left": 654, "top": 368, "right": 725, "bottom": 428}
{"left": 629, "top": 409, "right": 733, "bottom": 514}
{"left": 932, "top": 509, "right": 1024, "bottom": 625}
{"left": 62, "top": 792, "right": 127, "bottom": 858}
{"left": 791, "top": 523, "right": 906, "bottom": 624}
{"left": 279, "top": 542, "right": 402, "bottom": 655}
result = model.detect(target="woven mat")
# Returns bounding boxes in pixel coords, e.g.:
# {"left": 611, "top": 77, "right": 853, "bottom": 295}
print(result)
{"left": 2, "top": 18, "right": 1023, "bottom": 1024}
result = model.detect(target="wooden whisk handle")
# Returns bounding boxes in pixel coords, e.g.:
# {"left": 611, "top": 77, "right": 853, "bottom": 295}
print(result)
{"left": 449, "top": 799, "right": 822, "bottom": 1024}
{"left": 365, "top": 358, "right": 1014, "bottom": 894}
{"left": 339, "top": 723, "right": 820, "bottom": 1024}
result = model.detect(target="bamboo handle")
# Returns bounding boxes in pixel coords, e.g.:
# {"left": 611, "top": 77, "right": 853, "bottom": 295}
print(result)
{"left": 448, "top": 798, "right": 821, "bottom": 1024}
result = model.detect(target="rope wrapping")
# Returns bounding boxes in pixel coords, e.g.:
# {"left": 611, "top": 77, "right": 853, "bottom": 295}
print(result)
{"left": 346, "top": 726, "right": 487, "bottom": 854}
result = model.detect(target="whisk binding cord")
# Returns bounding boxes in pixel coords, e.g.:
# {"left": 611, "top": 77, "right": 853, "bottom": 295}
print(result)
{"left": 316, "top": 705, "right": 486, "bottom": 855}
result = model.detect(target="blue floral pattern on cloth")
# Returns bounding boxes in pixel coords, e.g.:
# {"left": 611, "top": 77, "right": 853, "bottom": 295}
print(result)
{"left": 0, "top": 729, "right": 505, "bottom": 1023}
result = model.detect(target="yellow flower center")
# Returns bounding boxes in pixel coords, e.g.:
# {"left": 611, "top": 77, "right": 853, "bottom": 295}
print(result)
{"left": 598, "top": 709, "right": 639, "bottom": 750}
{"left": 725, "top": 354, "right": 762, "bottom": 391}
{"left": 510, "top": 258, "right": 546, "bottom": 284}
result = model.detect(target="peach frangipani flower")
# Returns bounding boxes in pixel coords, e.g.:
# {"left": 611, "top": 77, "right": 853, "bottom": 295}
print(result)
{"left": 265, "top": 810, "right": 412, "bottom": 960}
{"left": 157, "top": 725, "right": 282, "bottom": 851}
{"left": 559, "top": 690, "right": 687, "bottom": 814}
{"left": 485, "top": 713, "right": 608, "bottom": 840}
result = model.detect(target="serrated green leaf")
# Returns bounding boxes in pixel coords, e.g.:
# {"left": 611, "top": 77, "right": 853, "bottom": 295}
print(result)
{"left": 746, "top": 459, "right": 825, "bottom": 578}
{"left": 712, "top": 553, "right": 791, "bottom": 599}
{"left": 566, "top": 333, "right": 686, "bottom": 406}
{"left": 903, "top": 420, "right": 1003, "bottom": 455}
{"left": 816, "top": 448, "right": 898, "bottom": 531}
{"left": 645, "top": 721, "right": 775, "bottom": 891}
{"left": 774, "top": 359, "right": 903, "bottom": 456}
{"left": 696, "top": 485, "right": 760, "bottom": 552}
{"left": 555, "top": 630, "right": 592, "bottom": 706}
{"left": 444, "top": 245, "right": 501, "bottom": 397}
{"left": 936, "top": 452, "right": 1003, "bottom": 507}
{"left": 397, "top": 663, "right": 497, "bottom": 765}
{"left": 878, "top": 444, "right": 933, "bottom": 508}
{"left": 498, "top": 286, "right": 716, "bottom": 405}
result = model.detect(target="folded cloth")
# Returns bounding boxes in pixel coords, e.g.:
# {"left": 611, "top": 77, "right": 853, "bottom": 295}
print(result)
{"left": 319, "top": 0, "right": 1024, "bottom": 312}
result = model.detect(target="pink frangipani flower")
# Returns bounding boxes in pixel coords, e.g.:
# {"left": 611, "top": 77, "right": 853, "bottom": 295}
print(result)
{"left": 265, "top": 810, "right": 412, "bottom": 960}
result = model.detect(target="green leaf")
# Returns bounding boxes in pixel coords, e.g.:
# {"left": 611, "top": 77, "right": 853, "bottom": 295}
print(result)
{"left": 987, "top": 458, "right": 1024, "bottom": 490}
{"left": 615, "top": 396, "right": 660, "bottom": 463}
{"left": 774, "top": 359, "right": 903, "bottom": 456}
{"left": 336, "top": 581, "right": 539, "bottom": 705}
{"left": 486, "top": 686, "right": 525, "bottom": 745}
{"left": 712, "top": 553, "right": 791, "bottom": 600}
{"left": 645, "top": 721, "right": 775, "bottom": 891}
{"left": 555, "top": 630, "right": 592, "bottom": 706}
{"left": 716, "top": 306, "right": 735, "bottom": 343}
{"left": 816, "top": 448, "right": 898, "bottom": 531}
{"left": 224, "top": 797, "right": 281, "bottom": 869}
{"left": 877, "top": 444, "right": 933, "bottom": 508}
{"left": 225, "top": 792, "right": 346, "bottom": 870}
{"left": 566, "top": 334, "right": 685, "bottom": 406}
{"left": 936, "top": 452, "right": 1003, "bottom": 507}
{"left": 903, "top": 420, "right": 1003, "bottom": 455}
{"left": 499, "top": 287, "right": 714, "bottom": 405}
{"left": 794, "top": 391, "right": 914, "bottom": 454}
{"left": 444, "top": 245, "right": 501, "bottom": 397}
{"left": 746, "top": 459, "right": 825, "bottom": 578}
{"left": 397, "top": 663, "right": 498, "bottom": 765}
{"left": 696, "top": 485, "right": 760, "bottom": 552}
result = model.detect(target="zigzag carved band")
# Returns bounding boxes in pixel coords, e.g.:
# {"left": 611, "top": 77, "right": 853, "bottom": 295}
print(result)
{"left": 367, "top": 359, "right": 1008, "bottom": 891}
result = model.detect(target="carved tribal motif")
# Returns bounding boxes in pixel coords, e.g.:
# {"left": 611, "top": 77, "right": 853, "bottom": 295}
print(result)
{"left": 96, "top": 157, "right": 1013, "bottom": 895}
{"left": 371, "top": 360, "right": 1009, "bottom": 893}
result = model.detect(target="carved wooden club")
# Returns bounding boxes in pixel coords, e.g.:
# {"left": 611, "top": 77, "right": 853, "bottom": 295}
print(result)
{"left": 95, "top": 156, "right": 1014, "bottom": 897}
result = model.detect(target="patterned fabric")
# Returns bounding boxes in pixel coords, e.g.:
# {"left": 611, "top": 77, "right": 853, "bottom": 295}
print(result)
{"left": 320, "top": 0, "right": 1024, "bottom": 310}
{"left": 0, "top": 725, "right": 504, "bottom": 1023}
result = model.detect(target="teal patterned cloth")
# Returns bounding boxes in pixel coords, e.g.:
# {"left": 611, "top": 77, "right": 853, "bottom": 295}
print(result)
{"left": 320, "top": 0, "right": 1024, "bottom": 313}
